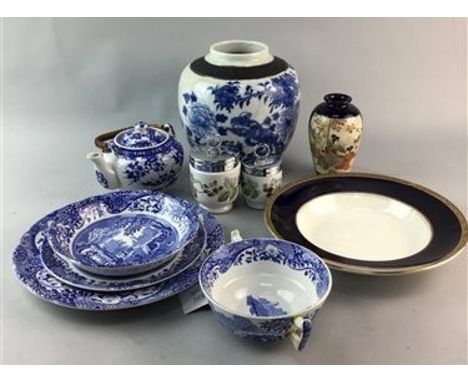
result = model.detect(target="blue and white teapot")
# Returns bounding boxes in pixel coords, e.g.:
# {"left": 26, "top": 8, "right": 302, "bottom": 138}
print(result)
{"left": 87, "top": 122, "right": 184, "bottom": 190}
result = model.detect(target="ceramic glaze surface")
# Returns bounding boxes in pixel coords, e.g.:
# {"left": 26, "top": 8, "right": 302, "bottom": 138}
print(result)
{"left": 12, "top": 201, "right": 224, "bottom": 310}
{"left": 296, "top": 192, "right": 433, "bottom": 261}
{"left": 210, "top": 261, "right": 318, "bottom": 315}
{"left": 190, "top": 163, "right": 241, "bottom": 214}
{"left": 265, "top": 173, "right": 468, "bottom": 275}
{"left": 89, "top": 123, "right": 184, "bottom": 191}
{"left": 241, "top": 169, "right": 282, "bottom": 210}
{"left": 115, "top": 124, "right": 169, "bottom": 149}
{"left": 199, "top": 237, "right": 332, "bottom": 348}
{"left": 71, "top": 214, "right": 178, "bottom": 269}
{"left": 48, "top": 191, "right": 199, "bottom": 276}
{"left": 42, "top": 213, "right": 206, "bottom": 292}
{"left": 246, "top": 295, "right": 288, "bottom": 316}
{"left": 95, "top": 170, "right": 109, "bottom": 189}
{"left": 111, "top": 139, "right": 184, "bottom": 190}
{"left": 200, "top": 238, "right": 330, "bottom": 307}
{"left": 309, "top": 94, "right": 363, "bottom": 174}
{"left": 179, "top": 41, "right": 300, "bottom": 166}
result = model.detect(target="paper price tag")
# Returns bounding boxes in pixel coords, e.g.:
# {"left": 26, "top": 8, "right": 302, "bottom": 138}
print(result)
{"left": 179, "top": 284, "right": 208, "bottom": 314}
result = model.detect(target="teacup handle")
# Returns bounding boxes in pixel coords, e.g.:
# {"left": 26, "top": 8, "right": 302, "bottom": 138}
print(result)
{"left": 288, "top": 316, "right": 313, "bottom": 351}
{"left": 230, "top": 230, "right": 243, "bottom": 243}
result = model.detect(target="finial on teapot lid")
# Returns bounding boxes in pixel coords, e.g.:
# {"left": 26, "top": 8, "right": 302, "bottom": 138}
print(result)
{"left": 134, "top": 121, "right": 149, "bottom": 130}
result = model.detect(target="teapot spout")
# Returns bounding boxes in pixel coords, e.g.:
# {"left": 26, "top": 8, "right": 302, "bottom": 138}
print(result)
{"left": 87, "top": 152, "right": 120, "bottom": 189}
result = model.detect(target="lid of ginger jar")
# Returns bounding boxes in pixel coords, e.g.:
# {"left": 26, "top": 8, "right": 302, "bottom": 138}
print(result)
{"left": 114, "top": 121, "right": 170, "bottom": 150}
{"left": 189, "top": 136, "right": 239, "bottom": 172}
{"left": 242, "top": 144, "right": 282, "bottom": 176}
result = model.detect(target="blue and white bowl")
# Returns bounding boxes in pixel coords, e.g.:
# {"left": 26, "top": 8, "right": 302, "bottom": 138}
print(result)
{"left": 199, "top": 231, "right": 332, "bottom": 351}
{"left": 48, "top": 191, "right": 199, "bottom": 276}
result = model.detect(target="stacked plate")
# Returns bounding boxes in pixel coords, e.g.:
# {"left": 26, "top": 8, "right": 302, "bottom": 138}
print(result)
{"left": 13, "top": 191, "right": 224, "bottom": 310}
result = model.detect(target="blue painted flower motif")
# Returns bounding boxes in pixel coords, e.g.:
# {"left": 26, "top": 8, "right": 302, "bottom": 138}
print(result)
{"left": 183, "top": 92, "right": 197, "bottom": 103}
{"left": 187, "top": 104, "right": 215, "bottom": 138}
{"left": 119, "top": 143, "right": 184, "bottom": 189}
{"left": 180, "top": 68, "right": 300, "bottom": 165}
{"left": 116, "top": 125, "right": 167, "bottom": 149}
{"left": 220, "top": 140, "right": 243, "bottom": 156}
{"left": 269, "top": 71, "right": 300, "bottom": 110}
{"left": 215, "top": 113, "right": 228, "bottom": 123}
{"left": 230, "top": 112, "right": 284, "bottom": 156}
{"left": 95, "top": 170, "right": 109, "bottom": 188}
{"left": 103, "top": 125, "right": 185, "bottom": 191}
{"left": 210, "top": 81, "right": 240, "bottom": 112}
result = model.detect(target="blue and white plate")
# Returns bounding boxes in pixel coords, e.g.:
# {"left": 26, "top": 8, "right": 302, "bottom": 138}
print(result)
{"left": 13, "top": 203, "right": 223, "bottom": 310}
{"left": 41, "top": 213, "right": 206, "bottom": 292}
{"left": 47, "top": 191, "right": 200, "bottom": 276}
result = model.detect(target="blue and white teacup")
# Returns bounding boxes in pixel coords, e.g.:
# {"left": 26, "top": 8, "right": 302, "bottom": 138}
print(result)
{"left": 199, "top": 230, "right": 332, "bottom": 350}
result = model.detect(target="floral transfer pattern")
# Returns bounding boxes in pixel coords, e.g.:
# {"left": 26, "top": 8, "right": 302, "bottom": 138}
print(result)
{"left": 191, "top": 176, "right": 239, "bottom": 203}
{"left": 309, "top": 114, "right": 363, "bottom": 174}
{"left": 180, "top": 69, "right": 300, "bottom": 165}
{"left": 241, "top": 175, "right": 281, "bottom": 201}
{"left": 115, "top": 123, "right": 168, "bottom": 149}
{"left": 95, "top": 170, "right": 109, "bottom": 189}
{"left": 117, "top": 142, "right": 184, "bottom": 189}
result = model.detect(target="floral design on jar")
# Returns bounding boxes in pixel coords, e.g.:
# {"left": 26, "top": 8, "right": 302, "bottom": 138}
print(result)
{"left": 308, "top": 94, "right": 363, "bottom": 174}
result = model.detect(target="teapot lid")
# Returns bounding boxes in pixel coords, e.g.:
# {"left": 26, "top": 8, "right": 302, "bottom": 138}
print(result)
{"left": 114, "top": 121, "right": 169, "bottom": 150}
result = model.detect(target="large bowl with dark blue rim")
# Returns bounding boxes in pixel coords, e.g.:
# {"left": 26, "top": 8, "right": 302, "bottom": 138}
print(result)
{"left": 198, "top": 232, "right": 332, "bottom": 350}
{"left": 264, "top": 173, "right": 468, "bottom": 275}
{"left": 48, "top": 191, "right": 200, "bottom": 276}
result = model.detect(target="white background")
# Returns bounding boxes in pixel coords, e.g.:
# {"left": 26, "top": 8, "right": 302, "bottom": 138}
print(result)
{"left": 1, "top": 18, "right": 466, "bottom": 364}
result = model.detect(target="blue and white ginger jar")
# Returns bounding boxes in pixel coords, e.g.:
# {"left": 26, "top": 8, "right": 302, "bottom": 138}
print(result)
{"left": 178, "top": 40, "right": 300, "bottom": 166}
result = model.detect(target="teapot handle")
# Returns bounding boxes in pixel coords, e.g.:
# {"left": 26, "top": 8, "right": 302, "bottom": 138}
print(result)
{"left": 94, "top": 128, "right": 126, "bottom": 153}
{"left": 158, "top": 123, "right": 176, "bottom": 137}
{"left": 94, "top": 123, "right": 175, "bottom": 152}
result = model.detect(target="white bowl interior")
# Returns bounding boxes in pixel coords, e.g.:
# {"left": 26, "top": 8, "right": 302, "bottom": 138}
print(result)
{"left": 211, "top": 261, "right": 319, "bottom": 317}
{"left": 296, "top": 192, "right": 433, "bottom": 262}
